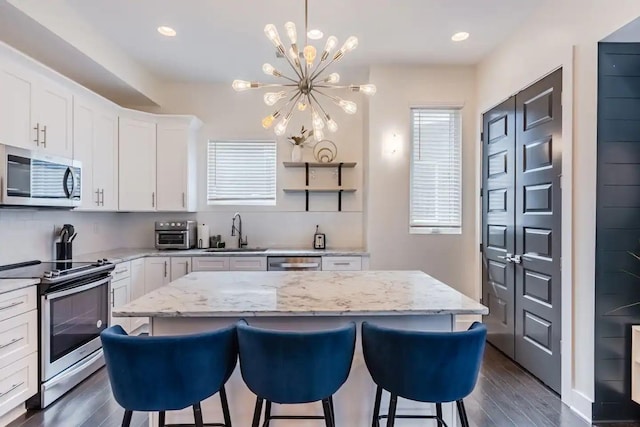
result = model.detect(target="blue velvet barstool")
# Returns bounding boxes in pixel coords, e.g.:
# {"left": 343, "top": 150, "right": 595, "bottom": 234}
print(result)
{"left": 100, "top": 325, "right": 238, "bottom": 427}
{"left": 362, "top": 321, "right": 487, "bottom": 427}
{"left": 237, "top": 322, "right": 356, "bottom": 427}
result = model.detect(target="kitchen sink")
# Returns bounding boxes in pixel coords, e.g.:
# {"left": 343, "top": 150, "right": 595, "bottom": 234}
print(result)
{"left": 204, "top": 248, "right": 268, "bottom": 252}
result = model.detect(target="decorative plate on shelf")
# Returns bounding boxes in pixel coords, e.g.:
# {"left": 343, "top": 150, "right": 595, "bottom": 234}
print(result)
{"left": 313, "top": 140, "right": 338, "bottom": 163}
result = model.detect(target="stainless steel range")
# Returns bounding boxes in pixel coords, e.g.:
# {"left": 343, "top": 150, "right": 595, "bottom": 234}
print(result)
{"left": 0, "top": 259, "right": 115, "bottom": 408}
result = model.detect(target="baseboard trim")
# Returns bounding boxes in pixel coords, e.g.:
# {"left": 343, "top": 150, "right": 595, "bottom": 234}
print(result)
{"left": 568, "top": 389, "right": 592, "bottom": 423}
{"left": 0, "top": 402, "right": 26, "bottom": 426}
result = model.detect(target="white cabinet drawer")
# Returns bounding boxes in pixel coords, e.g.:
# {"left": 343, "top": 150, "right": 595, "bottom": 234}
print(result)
{"left": 0, "top": 310, "right": 37, "bottom": 370}
{"left": 111, "top": 261, "right": 131, "bottom": 280}
{"left": 0, "top": 352, "right": 37, "bottom": 418}
{"left": 0, "top": 287, "right": 37, "bottom": 323}
{"left": 322, "top": 256, "right": 362, "bottom": 271}
{"left": 229, "top": 257, "right": 267, "bottom": 271}
{"left": 191, "top": 257, "right": 230, "bottom": 272}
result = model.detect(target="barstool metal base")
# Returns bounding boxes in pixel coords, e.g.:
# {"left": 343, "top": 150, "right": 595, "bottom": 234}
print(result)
{"left": 252, "top": 395, "right": 336, "bottom": 427}
{"left": 121, "top": 387, "right": 233, "bottom": 427}
{"left": 371, "top": 386, "right": 469, "bottom": 427}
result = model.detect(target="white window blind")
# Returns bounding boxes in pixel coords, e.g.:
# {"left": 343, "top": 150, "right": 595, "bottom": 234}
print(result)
{"left": 207, "top": 140, "right": 277, "bottom": 205}
{"left": 410, "top": 108, "right": 462, "bottom": 233}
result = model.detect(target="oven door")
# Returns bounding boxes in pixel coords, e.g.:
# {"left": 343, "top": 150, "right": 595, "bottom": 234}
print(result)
{"left": 156, "top": 231, "right": 188, "bottom": 249}
{"left": 42, "top": 276, "right": 110, "bottom": 381}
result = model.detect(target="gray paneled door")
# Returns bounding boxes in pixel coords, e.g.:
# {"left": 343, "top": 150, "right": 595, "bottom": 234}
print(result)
{"left": 482, "top": 69, "right": 562, "bottom": 393}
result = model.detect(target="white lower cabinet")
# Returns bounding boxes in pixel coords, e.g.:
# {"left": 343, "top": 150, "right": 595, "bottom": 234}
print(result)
{"left": 191, "top": 257, "right": 230, "bottom": 272}
{"left": 0, "top": 286, "right": 38, "bottom": 421}
{"left": 322, "top": 256, "right": 362, "bottom": 271}
{"left": 110, "top": 276, "right": 131, "bottom": 333}
{"left": 129, "top": 258, "right": 147, "bottom": 333}
{"left": 0, "top": 352, "right": 37, "bottom": 419}
{"left": 145, "top": 257, "right": 171, "bottom": 294}
{"left": 171, "top": 257, "right": 191, "bottom": 281}
{"left": 229, "top": 257, "right": 267, "bottom": 271}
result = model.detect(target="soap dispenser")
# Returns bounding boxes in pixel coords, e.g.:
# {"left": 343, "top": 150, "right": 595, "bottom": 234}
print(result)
{"left": 313, "top": 225, "right": 326, "bottom": 250}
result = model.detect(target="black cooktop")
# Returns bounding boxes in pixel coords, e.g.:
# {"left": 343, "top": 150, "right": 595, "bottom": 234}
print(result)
{"left": 0, "top": 260, "right": 97, "bottom": 279}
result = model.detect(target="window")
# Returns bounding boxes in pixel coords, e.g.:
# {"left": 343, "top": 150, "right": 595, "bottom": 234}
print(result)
{"left": 410, "top": 107, "right": 462, "bottom": 234}
{"left": 207, "top": 140, "right": 277, "bottom": 205}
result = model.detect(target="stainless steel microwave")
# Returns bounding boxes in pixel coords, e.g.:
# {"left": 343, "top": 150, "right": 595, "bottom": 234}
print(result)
{"left": 0, "top": 145, "right": 81, "bottom": 208}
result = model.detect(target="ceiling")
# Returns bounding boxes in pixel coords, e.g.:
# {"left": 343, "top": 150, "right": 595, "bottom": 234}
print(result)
{"left": 63, "top": 0, "right": 544, "bottom": 83}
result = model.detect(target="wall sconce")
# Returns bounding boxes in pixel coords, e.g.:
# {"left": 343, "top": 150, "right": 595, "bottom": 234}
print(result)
{"left": 383, "top": 132, "right": 402, "bottom": 158}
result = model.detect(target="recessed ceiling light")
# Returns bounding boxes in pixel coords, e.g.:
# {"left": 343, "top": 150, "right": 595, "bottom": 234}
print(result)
{"left": 451, "top": 32, "right": 470, "bottom": 42}
{"left": 307, "top": 29, "right": 324, "bottom": 40}
{"left": 157, "top": 26, "right": 177, "bottom": 37}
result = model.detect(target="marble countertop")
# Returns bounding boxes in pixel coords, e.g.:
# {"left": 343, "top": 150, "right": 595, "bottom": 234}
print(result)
{"left": 0, "top": 278, "right": 40, "bottom": 294}
{"left": 114, "top": 270, "right": 488, "bottom": 317}
{"left": 75, "top": 248, "right": 369, "bottom": 263}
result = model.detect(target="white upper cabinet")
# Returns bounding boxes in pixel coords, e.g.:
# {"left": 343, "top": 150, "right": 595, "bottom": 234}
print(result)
{"left": 0, "top": 59, "right": 72, "bottom": 157}
{"left": 119, "top": 114, "right": 157, "bottom": 211}
{"left": 156, "top": 116, "right": 201, "bottom": 212}
{"left": 0, "top": 62, "right": 35, "bottom": 151}
{"left": 74, "top": 97, "right": 118, "bottom": 210}
{"left": 35, "top": 79, "right": 73, "bottom": 158}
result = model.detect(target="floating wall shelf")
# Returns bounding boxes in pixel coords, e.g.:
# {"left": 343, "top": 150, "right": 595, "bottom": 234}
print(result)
{"left": 282, "top": 161, "right": 357, "bottom": 211}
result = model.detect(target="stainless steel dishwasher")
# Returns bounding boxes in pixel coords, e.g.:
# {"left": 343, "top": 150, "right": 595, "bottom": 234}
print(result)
{"left": 267, "top": 256, "right": 322, "bottom": 271}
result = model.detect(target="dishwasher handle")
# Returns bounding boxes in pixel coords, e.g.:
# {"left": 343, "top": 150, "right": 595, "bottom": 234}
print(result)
{"left": 269, "top": 262, "right": 320, "bottom": 269}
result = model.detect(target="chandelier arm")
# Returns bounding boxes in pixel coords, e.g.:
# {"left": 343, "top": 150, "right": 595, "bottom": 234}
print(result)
{"left": 314, "top": 89, "right": 340, "bottom": 103}
{"left": 310, "top": 57, "right": 338, "bottom": 81}
{"left": 281, "top": 51, "right": 304, "bottom": 80}
{"left": 309, "top": 92, "right": 330, "bottom": 118}
{"left": 313, "top": 85, "right": 350, "bottom": 89}
{"left": 287, "top": 92, "right": 304, "bottom": 117}
{"left": 277, "top": 74, "right": 300, "bottom": 83}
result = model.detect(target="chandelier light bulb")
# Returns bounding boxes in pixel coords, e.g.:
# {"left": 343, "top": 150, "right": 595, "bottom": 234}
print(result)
{"left": 274, "top": 114, "right": 292, "bottom": 136}
{"left": 284, "top": 22, "right": 297, "bottom": 45}
{"left": 263, "top": 91, "right": 287, "bottom": 106}
{"left": 262, "top": 63, "right": 280, "bottom": 77}
{"left": 338, "top": 99, "right": 358, "bottom": 114}
{"left": 232, "top": 80, "right": 252, "bottom": 92}
{"left": 312, "top": 110, "right": 325, "bottom": 130}
{"left": 327, "top": 118, "right": 338, "bottom": 133}
{"left": 314, "top": 128, "right": 325, "bottom": 142}
{"left": 324, "top": 73, "right": 340, "bottom": 84}
{"left": 262, "top": 114, "right": 275, "bottom": 129}
{"left": 297, "top": 101, "right": 308, "bottom": 111}
{"left": 264, "top": 24, "right": 283, "bottom": 49}
{"left": 303, "top": 45, "right": 317, "bottom": 66}
{"left": 341, "top": 36, "right": 359, "bottom": 53}
{"left": 321, "top": 36, "right": 338, "bottom": 61}
{"left": 351, "top": 84, "right": 377, "bottom": 95}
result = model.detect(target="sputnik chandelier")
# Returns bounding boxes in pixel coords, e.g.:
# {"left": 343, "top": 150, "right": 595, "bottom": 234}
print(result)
{"left": 232, "top": 0, "right": 376, "bottom": 141}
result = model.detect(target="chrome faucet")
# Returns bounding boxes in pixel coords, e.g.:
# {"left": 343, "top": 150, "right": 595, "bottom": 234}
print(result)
{"left": 231, "top": 212, "right": 248, "bottom": 248}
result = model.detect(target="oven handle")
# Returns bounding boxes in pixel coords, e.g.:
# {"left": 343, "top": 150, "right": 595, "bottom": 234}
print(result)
{"left": 45, "top": 276, "right": 110, "bottom": 300}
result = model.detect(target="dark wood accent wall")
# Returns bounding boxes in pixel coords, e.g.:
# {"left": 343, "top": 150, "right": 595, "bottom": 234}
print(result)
{"left": 595, "top": 42, "right": 640, "bottom": 422}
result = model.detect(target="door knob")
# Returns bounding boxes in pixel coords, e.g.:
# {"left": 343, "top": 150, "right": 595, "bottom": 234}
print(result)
{"left": 498, "top": 253, "right": 522, "bottom": 264}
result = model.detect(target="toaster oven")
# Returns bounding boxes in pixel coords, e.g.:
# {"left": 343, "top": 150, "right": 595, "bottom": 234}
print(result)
{"left": 155, "top": 221, "right": 197, "bottom": 250}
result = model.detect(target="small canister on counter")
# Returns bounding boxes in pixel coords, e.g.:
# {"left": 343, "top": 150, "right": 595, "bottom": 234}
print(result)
{"left": 313, "top": 225, "right": 326, "bottom": 250}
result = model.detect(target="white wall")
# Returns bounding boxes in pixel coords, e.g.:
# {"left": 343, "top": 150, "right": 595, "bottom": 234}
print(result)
{"left": 476, "top": 0, "right": 640, "bottom": 419}
{"left": 0, "top": 210, "right": 141, "bottom": 264}
{"left": 366, "top": 65, "right": 477, "bottom": 299}
{"left": 146, "top": 83, "right": 366, "bottom": 249}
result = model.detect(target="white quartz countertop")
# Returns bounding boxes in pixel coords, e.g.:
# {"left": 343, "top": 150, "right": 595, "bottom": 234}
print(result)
{"left": 75, "top": 248, "right": 369, "bottom": 263}
{"left": 0, "top": 278, "right": 40, "bottom": 294}
{"left": 114, "top": 270, "right": 488, "bottom": 317}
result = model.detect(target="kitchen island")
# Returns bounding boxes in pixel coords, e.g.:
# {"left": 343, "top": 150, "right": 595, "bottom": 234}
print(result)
{"left": 114, "top": 270, "right": 488, "bottom": 427}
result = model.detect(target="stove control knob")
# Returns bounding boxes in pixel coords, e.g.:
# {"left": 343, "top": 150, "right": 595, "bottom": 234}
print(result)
{"left": 44, "top": 271, "right": 53, "bottom": 279}
{"left": 96, "top": 259, "right": 103, "bottom": 265}
{"left": 51, "top": 270, "right": 61, "bottom": 277}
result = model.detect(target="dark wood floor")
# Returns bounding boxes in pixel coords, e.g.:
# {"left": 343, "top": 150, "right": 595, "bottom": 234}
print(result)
{"left": 8, "top": 345, "right": 592, "bottom": 427}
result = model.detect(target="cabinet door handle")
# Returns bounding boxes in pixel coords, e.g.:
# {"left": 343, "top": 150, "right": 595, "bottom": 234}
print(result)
{"left": 114, "top": 269, "right": 127, "bottom": 275}
{"left": 100, "top": 189, "right": 105, "bottom": 206}
{"left": 164, "top": 261, "right": 168, "bottom": 278}
{"left": 0, "top": 301, "right": 24, "bottom": 311}
{"left": 95, "top": 189, "right": 100, "bottom": 206}
{"left": 33, "top": 123, "right": 40, "bottom": 146}
{"left": 41, "top": 125, "right": 47, "bottom": 147}
{"left": 185, "top": 261, "right": 189, "bottom": 275}
{"left": 0, "top": 381, "right": 24, "bottom": 398}
{"left": 0, "top": 336, "right": 24, "bottom": 349}
{"left": 111, "top": 289, "right": 115, "bottom": 307}
{"left": 152, "top": 192, "right": 155, "bottom": 208}
{"left": 333, "top": 262, "right": 351, "bottom": 266}
{"left": 182, "top": 192, "right": 185, "bottom": 208}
